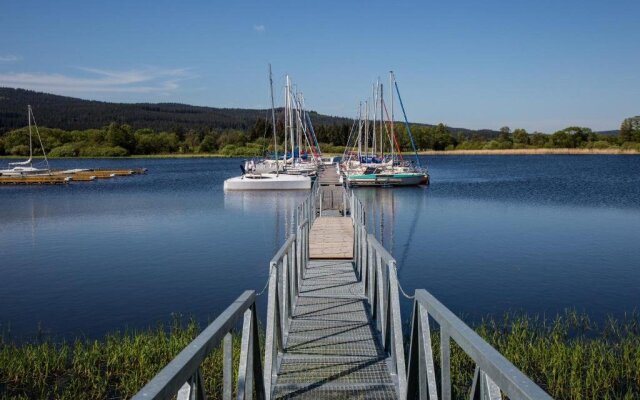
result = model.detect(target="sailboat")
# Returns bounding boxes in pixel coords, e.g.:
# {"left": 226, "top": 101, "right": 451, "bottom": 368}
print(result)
{"left": 0, "top": 105, "right": 52, "bottom": 177}
{"left": 343, "top": 72, "right": 429, "bottom": 187}
{"left": 224, "top": 66, "right": 311, "bottom": 191}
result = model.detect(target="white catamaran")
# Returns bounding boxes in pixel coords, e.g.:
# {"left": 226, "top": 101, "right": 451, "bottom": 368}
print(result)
{"left": 0, "top": 105, "right": 52, "bottom": 177}
{"left": 223, "top": 65, "right": 311, "bottom": 191}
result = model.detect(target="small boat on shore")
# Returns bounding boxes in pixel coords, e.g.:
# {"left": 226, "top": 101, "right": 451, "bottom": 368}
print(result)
{"left": 0, "top": 105, "right": 51, "bottom": 177}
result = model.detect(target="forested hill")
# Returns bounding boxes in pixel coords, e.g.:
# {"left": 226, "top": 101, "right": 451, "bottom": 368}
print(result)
{"left": 0, "top": 87, "right": 354, "bottom": 134}
{"left": 0, "top": 87, "right": 503, "bottom": 138}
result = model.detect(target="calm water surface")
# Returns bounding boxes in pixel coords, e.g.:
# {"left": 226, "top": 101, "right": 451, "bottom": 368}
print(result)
{"left": 1, "top": 156, "right": 639, "bottom": 339}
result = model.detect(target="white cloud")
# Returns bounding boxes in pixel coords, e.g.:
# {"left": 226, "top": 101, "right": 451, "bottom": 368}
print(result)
{"left": 0, "top": 54, "right": 21, "bottom": 63}
{"left": 253, "top": 24, "right": 265, "bottom": 33}
{"left": 0, "top": 67, "right": 194, "bottom": 94}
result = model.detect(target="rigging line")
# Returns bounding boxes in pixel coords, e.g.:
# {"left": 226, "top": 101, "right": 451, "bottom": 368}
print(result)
{"left": 393, "top": 80, "right": 421, "bottom": 168}
{"left": 29, "top": 107, "right": 50, "bottom": 171}
{"left": 260, "top": 108, "right": 271, "bottom": 157}
{"left": 382, "top": 101, "right": 404, "bottom": 161}
{"left": 304, "top": 111, "right": 322, "bottom": 157}
{"left": 380, "top": 100, "right": 404, "bottom": 161}
{"left": 342, "top": 117, "right": 359, "bottom": 162}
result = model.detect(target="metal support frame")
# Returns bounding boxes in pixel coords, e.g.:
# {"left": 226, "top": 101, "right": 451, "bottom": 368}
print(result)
{"left": 132, "top": 291, "right": 265, "bottom": 400}
{"left": 263, "top": 216, "right": 309, "bottom": 400}
{"left": 407, "top": 290, "right": 554, "bottom": 400}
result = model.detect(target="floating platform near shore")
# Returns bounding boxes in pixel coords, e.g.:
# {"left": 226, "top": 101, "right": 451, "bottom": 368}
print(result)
{"left": 0, "top": 168, "right": 147, "bottom": 185}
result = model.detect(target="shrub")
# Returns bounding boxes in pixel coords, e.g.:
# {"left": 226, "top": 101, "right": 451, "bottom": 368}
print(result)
{"left": 9, "top": 144, "right": 30, "bottom": 156}
{"left": 49, "top": 144, "right": 80, "bottom": 157}
{"left": 79, "top": 146, "right": 129, "bottom": 157}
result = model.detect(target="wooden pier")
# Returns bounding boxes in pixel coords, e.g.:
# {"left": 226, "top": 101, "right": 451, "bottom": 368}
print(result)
{"left": 134, "top": 163, "right": 554, "bottom": 400}
{"left": 0, "top": 168, "right": 146, "bottom": 185}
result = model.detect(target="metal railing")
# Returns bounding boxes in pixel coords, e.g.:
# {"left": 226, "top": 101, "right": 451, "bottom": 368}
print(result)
{"left": 407, "top": 289, "right": 553, "bottom": 400}
{"left": 347, "top": 190, "right": 552, "bottom": 400}
{"left": 263, "top": 183, "right": 314, "bottom": 400}
{"left": 132, "top": 290, "right": 264, "bottom": 400}
{"left": 350, "top": 192, "right": 407, "bottom": 399}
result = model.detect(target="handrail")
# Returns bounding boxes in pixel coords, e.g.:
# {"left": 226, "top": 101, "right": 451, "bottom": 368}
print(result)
{"left": 349, "top": 191, "right": 407, "bottom": 399}
{"left": 347, "top": 189, "right": 552, "bottom": 400}
{"left": 408, "top": 290, "right": 554, "bottom": 400}
{"left": 132, "top": 290, "right": 264, "bottom": 400}
{"left": 264, "top": 205, "right": 311, "bottom": 400}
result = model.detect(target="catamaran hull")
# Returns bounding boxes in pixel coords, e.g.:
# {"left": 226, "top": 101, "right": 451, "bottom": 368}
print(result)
{"left": 0, "top": 168, "right": 51, "bottom": 177}
{"left": 224, "top": 174, "right": 311, "bottom": 191}
{"left": 347, "top": 173, "right": 428, "bottom": 187}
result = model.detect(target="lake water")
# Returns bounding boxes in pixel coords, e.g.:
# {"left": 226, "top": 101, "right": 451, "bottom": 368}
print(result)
{"left": 1, "top": 156, "right": 639, "bottom": 340}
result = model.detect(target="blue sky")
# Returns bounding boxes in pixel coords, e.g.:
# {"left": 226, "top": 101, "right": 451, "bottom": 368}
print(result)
{"left": 1, "top": 0, "right": 638, "bottom": 132}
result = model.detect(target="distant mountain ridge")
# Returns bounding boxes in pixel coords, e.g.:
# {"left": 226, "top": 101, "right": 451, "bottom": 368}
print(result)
{"left": 0, "top": 87, "right": 358, "bottom": 134}
{"left": 2, "top": 87, "right": 605, "bottom": 137}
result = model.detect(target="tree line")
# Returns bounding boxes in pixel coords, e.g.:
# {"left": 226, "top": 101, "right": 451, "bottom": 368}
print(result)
{"left": 391, "top": 117, "right": 640, "bottom": 152}
{"left": 1, "top": 117, "right": 638, "bottom": 157}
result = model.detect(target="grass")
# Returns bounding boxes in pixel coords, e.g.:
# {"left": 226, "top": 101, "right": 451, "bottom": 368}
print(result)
{"left": 1, "top": 311, "right": 639, "bottom": 399}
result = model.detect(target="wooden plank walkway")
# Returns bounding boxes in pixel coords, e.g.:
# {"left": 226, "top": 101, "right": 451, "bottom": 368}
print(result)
{"left": 272, "top": 165, "right": 397, "bottom": 399}
{"left": 309, "top": 218, "right": 353, "bottom": 259}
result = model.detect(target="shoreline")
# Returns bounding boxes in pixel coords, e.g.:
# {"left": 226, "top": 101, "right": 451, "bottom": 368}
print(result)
{"left": 1, "top": 148, "right": 639, "bottom": 160}
{"left": 417, "top": 148, "right": 640, "bottom": 155}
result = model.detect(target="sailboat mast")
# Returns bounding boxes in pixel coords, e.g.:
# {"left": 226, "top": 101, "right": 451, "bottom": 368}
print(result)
{"left": 372, "top": 83, "right": 377, "bottom": 158}
{"left": 379, "top": 83, "right": 384, "bottom": 159}
{"left": 28, "top": 105, "right": 33, "bottom": 163}
{"left": 268, "top": 64, "right": 278, "bottom": 175}
{"left": 364, "top": 101, "right": 369, "bottom": 161}
{"left": 287, "top": 77, "right": 294, "bottom": 167}
{"left": 297, "top": 92, "right": 302, "bottom": 165}
{"left": 284, "top": 79, "right": 288, "bottom": 169}
{"left": 357, "top": 102, "right": 363, "bottom": 161}
{"left": 389, "top": 72, "right": 394, "bottom": 172}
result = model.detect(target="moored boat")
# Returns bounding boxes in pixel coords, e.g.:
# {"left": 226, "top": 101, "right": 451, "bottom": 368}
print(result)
{"left": 0, "top": 106, "right": 51, "bottom": 177}
{"left": 223, "top": 173, "right": 311, "bottom": 190}
{"left": 223, "top": 65, "right": 313, "bottom": 191}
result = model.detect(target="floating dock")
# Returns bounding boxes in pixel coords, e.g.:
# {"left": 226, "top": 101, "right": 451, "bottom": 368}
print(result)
{"left": 0, "top": 168, "right": 147, "bottom": 185}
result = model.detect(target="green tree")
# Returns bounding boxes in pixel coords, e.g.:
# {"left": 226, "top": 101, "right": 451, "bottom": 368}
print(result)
{"left": 199, "top": 134, "right": 218, "bottom": 153}
{"left": 530, "top": 132, "right": 548, "bottom": 147}
{"left": 620, "top": 116, "right": 640, "bottom": 143}
{"left": 549, "top": 130, "right": 574, "bottom": 148}
{"left": 512, "top": 128, "right": 529, "bottom": 145}
{"left": 106, "top": 123, "right": 135, "bottom": 154}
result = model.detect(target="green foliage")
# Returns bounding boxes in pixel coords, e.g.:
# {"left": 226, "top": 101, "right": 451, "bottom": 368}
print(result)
{"left": 9, "top": 144, "right": 30, "bottom": 156}
{"left": 106, "top": 123, "right": 135, "bottom": 154}
{"left": 79, "top": 146, "right": 129, "bottom": 157}
{"left": 1, "top": 311, "right": 638, "bottom": 399}
{"left": 199, "top": 134, "right": 218, "bottom": 153}
{"left": 512, "top": 128, "right": 529, "bottom": 145}
{"left": 2, "top": 111, "right": 640, "bottom": 156}
{"left": 619, "top": 116, "right": 640, "bottom": 143}
{"left": 49, "top": 144, "right": 80, "bottom": 157}
{"left": 0, "top": 318, "right": 244, "bottom": 399}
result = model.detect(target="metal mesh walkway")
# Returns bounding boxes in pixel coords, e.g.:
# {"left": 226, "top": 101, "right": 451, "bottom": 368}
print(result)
{"left": 272, "top": 260, "right": 398, "bottom": 399}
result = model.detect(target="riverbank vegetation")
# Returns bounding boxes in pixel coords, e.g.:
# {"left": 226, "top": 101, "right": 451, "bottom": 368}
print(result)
{"left": 2, "top": 117, "right": 639, "bottom": 158}
{"left": 1, "top": 88, "right": 639, "bottom": 157}
{"left": 1, "top": 311, "right": 638, "bottom": 399}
